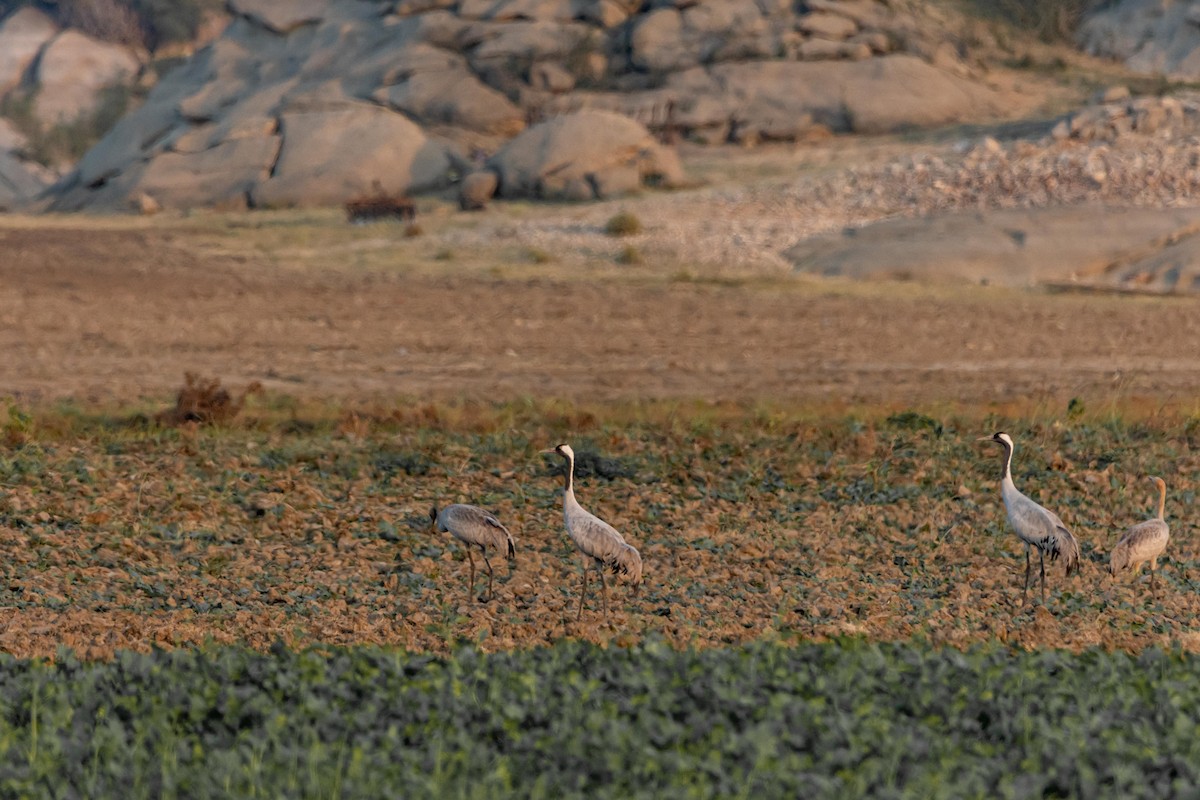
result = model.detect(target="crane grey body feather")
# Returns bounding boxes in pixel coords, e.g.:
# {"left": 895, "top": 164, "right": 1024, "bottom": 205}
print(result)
{"left": 430, "top": 503, "right": 515, "bottom": 602}
{"left": 563, "top": 493, "right": 643, "bottom": 584}
{"left": 1000, "top": 477, "right": 1080, "bottom": 571}
{"left": 1110, "top": 476, "right": 1169, "bottom": 598}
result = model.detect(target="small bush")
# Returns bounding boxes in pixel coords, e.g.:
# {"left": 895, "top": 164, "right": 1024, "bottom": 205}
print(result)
{"left": 526, "top": 247, "right": 554, "bottom": 264}
{"left": 616, "top": 245, "right": 643, "bottom": 265}
{"left": 19, "top": 0, "right": 223, "bottom": 50}
{"left": 156, "top": 373, "right": 262, "bottom": 427}
{"left": 604, "top": 211, "right": 642, "bottom": 237}
{"left": 968, "top": 0, "right": 1094, "bottom": 44}
{"left": 59, "top": 0, "right": 144, "bottom": 47}
{"left": 345, "top": 184, "right": 416, "bottom": 224}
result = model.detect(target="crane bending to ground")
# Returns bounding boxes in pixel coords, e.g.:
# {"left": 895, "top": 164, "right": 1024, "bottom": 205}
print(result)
{"left": 429, "top": 503, "right": 515, "bottom": 603}
{"left": 1109, "top": 476, "right": 1170, "bottom": 599}
{"left": 979, "top": 431, "right": 1081, "bottom": 605}
{"left": 541, "top": 443, "right": 642, "bottom": 620}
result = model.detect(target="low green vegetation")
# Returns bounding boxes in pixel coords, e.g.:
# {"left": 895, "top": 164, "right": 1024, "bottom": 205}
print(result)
{"left": 0, "top": 638, "right": 1197, "bottom": 798}
{"left": 0, "top": 397, "right": 1197, "bottom": 658}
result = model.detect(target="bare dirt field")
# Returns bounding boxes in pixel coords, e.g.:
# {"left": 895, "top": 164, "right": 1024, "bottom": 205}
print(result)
{"left": 3, "top": 207, "right": 1200, "bottom": 412}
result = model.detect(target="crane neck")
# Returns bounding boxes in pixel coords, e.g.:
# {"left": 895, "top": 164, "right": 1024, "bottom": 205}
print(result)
{"left": 997, "top": 439, "right": 1014, "bottom": 485}
{"left": 562, "top": 452, "right": 575, "bottom": 498}
{"left": 1155, "top": 481, "right": 1166, "bottom": 520}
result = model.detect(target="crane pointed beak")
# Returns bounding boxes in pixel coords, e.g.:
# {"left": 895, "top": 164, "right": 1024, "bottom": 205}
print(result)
{"left": 976, "top": 435, "right": 995, "bottom": 442}
{"left": 538, "top": 448, "right": 557, "bottom": 455}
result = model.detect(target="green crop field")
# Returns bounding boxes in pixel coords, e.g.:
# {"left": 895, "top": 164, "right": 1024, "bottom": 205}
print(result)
{"left": 2, "top": 397, "right": 1199, "bottom": 796}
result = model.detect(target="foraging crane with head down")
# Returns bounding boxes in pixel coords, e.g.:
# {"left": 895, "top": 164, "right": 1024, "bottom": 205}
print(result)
{"left": 429, "top": 503, "right": 515, "bottom": 603}
{"left": 1110, "top": 476, "right": 1170, "bottom": 599}
{"left": 541, "top": 443, "right": 642, "bottom": 619}
{"left": 979, "top": 431, "right": 1080, "bottom": 604}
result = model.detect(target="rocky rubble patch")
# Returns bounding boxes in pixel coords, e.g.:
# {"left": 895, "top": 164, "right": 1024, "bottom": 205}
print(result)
{"left": 797, "top": 93, "right": 1200, "bottom": 219}
{"left": 781, "top": 92, "right": 1200, "bottom": 290}
{"left": 427, "top": 91, "right": 1200, "bottom": 293}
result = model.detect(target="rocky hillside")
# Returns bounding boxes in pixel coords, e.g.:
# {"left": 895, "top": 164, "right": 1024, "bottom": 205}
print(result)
{"left": 33, "top": 0, "right": 1030, "bottom": 213}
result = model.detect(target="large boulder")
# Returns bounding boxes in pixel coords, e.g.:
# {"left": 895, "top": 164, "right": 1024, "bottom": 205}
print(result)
{"left": 1079, "top": 0, "right": 1200, "bottom": 80}
{"left": 630, "top": 9, "right": 694, "bottom": 73}
{"left": 699, "top": 55, "right": 1005, "bottom": 140}
{"left": 227, "top": 0, "right": 329, "bottom": 34}
{"left": 784, "top": 206, "right": 1200, "bottom": 287}
{"left": 42, "top": 0, "right": 1029, "bottom": 212}
{"left": 251, "top": 104, "right": 456, "bottom": 208}
{"left": 374, "top": 62, "right": 526, "bottom": 136}
{"left": 488, "top": 109, "right": 684, "bottom": 200}
{"left": 33, "top": 31, "right": 141, "bottom": 126}
{"left": 0, "top": 7, "right": 57, "bottom": 98}
{"left": 0, "top": 151, "right": 49, "bottom": 211}
{"left": 126, "top": 135, "right": 281, "bottom": 210}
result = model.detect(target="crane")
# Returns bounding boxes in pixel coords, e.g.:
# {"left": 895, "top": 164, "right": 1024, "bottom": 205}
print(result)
{"left": 978, "top": 431, "right": 1081, "bottom": 604}
{"left": 1109, "top": 476, "right": 1170, "bottom": 599}
{"left": 429, "top": 503, "right": 515, "bottom": 603}
{"left": 541, "top": 443, "right": 642, "bottom": 620}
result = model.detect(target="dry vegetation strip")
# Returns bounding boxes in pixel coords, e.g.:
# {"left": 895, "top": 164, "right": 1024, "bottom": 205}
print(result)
{"left": 2, "top": 398, "right": 1200, "bottom": 660}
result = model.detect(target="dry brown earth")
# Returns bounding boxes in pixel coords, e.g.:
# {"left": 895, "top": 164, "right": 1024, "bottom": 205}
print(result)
{"left": 3, "top": 201, "right": 1200, "bottom": 410}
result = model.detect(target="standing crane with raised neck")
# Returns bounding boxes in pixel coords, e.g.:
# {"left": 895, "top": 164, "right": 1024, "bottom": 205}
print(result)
{"left": 429, "top": 503, "right": 515, "bottom": 603}
{"left": 979, "top": 431, "right": 1081, "bottom": 605}
{"left": 1109, "top": 476, "right": 1170, "bottom": 599}
{"left": 541, "top": 443, "right": 642, "bottom": 620}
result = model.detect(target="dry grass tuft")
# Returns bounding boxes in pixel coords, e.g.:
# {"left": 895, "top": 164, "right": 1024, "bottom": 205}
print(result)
{"left": 344, "top": 183, "right": 417, "bottom": 224}
{"left": 156, "top": 372, "right": 263, "bottom": 427}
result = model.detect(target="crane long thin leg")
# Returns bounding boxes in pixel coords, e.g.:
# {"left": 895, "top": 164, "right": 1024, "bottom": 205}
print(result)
{"left": 1150, "top": 563, "right": 1158, "bottom": 601}
{"left": 466, "top": 548, "right": 477, "bottom": 602}
{"left": 1039, "top": 549, "right": 1046, "bottom": 603}
{"left": 1022, "top": 545, "right": 1031, "bottom": 607}
{"left": 598, "top": 564, "right": 609, "bottom": 616}
{"left": 480, "top": 546, "right": 494, "bottom": 603}
{"left": 577, "top": 560, "right": 588, "bottom": 620}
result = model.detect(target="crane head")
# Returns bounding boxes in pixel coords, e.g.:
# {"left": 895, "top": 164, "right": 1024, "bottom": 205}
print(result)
{"left": 977, "top": 431, "right": 1013, "bottom": 449}
{"left": 539, "top": 443, "right": 574, "bottom": 460}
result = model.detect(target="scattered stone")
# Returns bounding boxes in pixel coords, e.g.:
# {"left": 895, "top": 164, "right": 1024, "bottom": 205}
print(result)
{"left": 530, "top": 61, "right": 575, "bottom": 93}
{"left": 459, "top": 169, "right": 499, "bottom": 210}
{"left": 131, "top": 192, "right": 161, "bottom": 215}
{"left": 798, "top": 11, "right": 859, "bottom": 40}
{"left": 227, "top": 0, "right": 329, "bottom": 33}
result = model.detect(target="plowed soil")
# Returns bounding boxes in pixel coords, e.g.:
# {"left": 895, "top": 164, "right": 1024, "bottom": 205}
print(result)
{"left": 3, "top": 220, "right": 1200, "bottom": 409}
